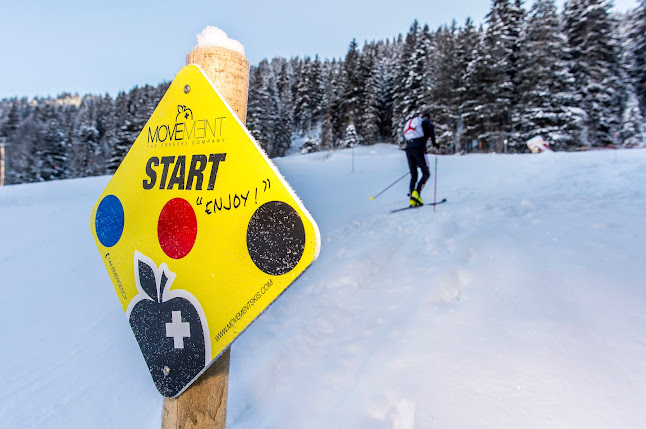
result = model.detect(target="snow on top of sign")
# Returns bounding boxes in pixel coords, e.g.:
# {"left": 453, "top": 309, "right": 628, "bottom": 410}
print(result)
{"left": 195, "top": 26, "right": 245, "bottom": 56}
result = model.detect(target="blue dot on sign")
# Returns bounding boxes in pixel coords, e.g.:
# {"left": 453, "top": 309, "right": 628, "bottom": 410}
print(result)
{"left": 96, "top": 195, "right": 124, "bottom": 248}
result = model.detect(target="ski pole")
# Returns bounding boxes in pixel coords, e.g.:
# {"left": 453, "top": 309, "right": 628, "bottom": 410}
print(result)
{"left": 433, "top": 148, "right": 438, "bottom": 212}
{"left": 370, "top": 171, "right": 410, "bottom": 200}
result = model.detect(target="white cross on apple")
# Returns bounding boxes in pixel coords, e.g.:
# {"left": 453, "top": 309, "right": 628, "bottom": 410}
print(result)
{"left": 166, "top": 311, "right": 191, "bottom": 349}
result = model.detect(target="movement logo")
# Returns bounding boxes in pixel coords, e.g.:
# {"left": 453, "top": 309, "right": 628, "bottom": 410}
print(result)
{"left": 147, "top": 105, "right": 227, "bottom": 146}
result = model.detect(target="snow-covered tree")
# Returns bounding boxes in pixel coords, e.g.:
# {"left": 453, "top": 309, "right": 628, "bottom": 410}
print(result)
{"left": 633, "top": 0, "right": 646, "bottom": 110}
{"left": 300, "top": 137, "right": 320, "bottom": 154}
{"left": 430, "top": 22, "right": 460, "bottom": 151}
{"left": 342, "top": 124, "right": 360, "bottom": 148}
{"left": 455, "top": 18, "right": 482, "bottom": 152}
{"left": 32, "top": 101, "right": 68, "bottom": 181}
{"left": 357, "top": 42, "right": 381, "bottom": 145}
{"left": 563, "top": 0, "right": 622, "bottom": 147}
{"left": 462, "top": 0, "right": 525, "bottom": 152}
{"left": 615, "top": 8, "right": 646, "bottom": 147}
{"left": 341, "top": 39, "right": 363, "bottom": 131}
{"left": 513, "top": 0, "right": 586, "bottom": 151}
{"left": 293, "top": 57, "right": 313, "bottom": 134}
{"left": 109, "top": 85, "right": 159, "bottom": 172}
{"left": 309, "top": 56, "right": 325, "bottom": 127}
{"left": 374, "top": 39, "right": 398, "bottom": 141}
{"left": 247, "top": 60, "right": 284, "bottom": 156}
{"left": 391, "top": 22, "right": 436, "bottom": 146}
{"left": 2, "top": 98, "right": 35, "bottom": 184}
{"left": 274, "top": 60, "right": 295, "bottom": 156}
{"left": 620, "top": 92, "right": 645, "bottom": 146}
{"left": 95, "top": 94, "right": 117, "bottom": 177}
{"left": 321, "top": 60, "right": 344, "bottom": 149}
{"left": 481, "top": 0, "right": 525, "bottom": 152}
{"left": 69, "top": 96, "right": 100, "bottom": 178}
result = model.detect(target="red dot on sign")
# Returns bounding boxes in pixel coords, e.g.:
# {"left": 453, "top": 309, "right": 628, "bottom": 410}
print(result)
{"left": 158, "top": 198, "right": 198, "bottom": 259}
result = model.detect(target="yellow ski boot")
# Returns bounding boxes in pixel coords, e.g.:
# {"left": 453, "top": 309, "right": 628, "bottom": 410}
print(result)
{"left": 410, "top": 190, "right": 423, "bottom": 207}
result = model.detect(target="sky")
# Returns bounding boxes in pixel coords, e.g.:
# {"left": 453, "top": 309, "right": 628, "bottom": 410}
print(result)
{"left": 0, "top": 0, "right": 640, "bottom": 99}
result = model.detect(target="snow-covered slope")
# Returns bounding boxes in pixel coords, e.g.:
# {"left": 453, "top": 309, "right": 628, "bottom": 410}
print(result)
{"left": 1, "top": 145, "right": 645, "bottom": 428}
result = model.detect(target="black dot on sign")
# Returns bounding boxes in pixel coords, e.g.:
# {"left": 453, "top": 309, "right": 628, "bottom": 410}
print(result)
{"left": 247, "top": 201, "right": 305, "bottom": 276}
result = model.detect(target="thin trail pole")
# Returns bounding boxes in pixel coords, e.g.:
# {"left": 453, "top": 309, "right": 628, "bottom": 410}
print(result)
{"left": 0, "top": 143, "right": 5, "bottom": 187}
{"left": 370, "top": 172, "right": 410, "bottom": 200}
{"left": 433, "top": 149, "right": 438, "bottom": 212}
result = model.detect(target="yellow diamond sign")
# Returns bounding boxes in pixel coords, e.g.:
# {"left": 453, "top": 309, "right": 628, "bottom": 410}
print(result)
{"left": 90, "top": 65, "right": 320, "bottom": 397}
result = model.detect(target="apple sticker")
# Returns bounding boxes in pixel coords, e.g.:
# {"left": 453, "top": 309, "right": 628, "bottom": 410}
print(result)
{"left": 126, "top": 251, "right": 211, "bottom": 397}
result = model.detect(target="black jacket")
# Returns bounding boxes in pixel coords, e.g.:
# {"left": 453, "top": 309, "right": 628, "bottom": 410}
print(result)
{"left": 405, "top": 118, "right": 436, "bottom": 150}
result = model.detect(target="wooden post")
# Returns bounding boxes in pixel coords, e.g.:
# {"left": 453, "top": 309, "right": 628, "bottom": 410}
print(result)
{"left": 185, "top": 45, "right": 249, "bottom": 122}
{"left": 162, "top": 348, "right": 231, "bottom": 428}
{"left": 161, "top": 36, "right": 249, "bottom": 429}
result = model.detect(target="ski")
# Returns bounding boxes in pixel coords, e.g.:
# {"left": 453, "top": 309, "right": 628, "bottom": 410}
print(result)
{"left": 391, "top": 198, "right": 447, "bottom": 213}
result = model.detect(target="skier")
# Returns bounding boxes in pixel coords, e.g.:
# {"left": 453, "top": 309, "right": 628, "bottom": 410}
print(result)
{"left": 403, "top": 112, "right": 436, "bottom": 206}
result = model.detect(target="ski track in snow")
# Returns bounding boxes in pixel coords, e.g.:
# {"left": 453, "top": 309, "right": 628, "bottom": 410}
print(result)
{"left": 227, "top": 146, "right": 646, "bottom": 428}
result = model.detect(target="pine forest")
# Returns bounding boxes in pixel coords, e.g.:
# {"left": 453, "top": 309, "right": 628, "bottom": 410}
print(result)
{"left": 1, "top": 0, "right": 645, "bottom": 185}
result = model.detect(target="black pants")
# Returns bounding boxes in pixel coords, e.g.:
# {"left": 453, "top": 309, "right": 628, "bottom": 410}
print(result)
{"left": 406, "top": 147, "right": 430, "bottom": 194}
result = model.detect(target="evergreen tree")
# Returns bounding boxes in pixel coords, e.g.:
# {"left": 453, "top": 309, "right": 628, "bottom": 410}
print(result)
{"left": 455, "top": 18, "right": 482, "bottom": 152}
{"left": 321, "top": 60, "right": 343, "bottom": 148}
{"left": 508, "top": 0, "right": 526, "bottom": 106}
{"left": 69, "top": 96, "right": 100, "bottom": 178}
{"left": 32, "top": 101, "right": 68, "bottom": 181}
{"left": 416, "top": 24, "right": 435, "bottom": 114}
{"left": 2, "top": 98, "right": 33, "bottom": 184}
{"left": 375, "top": 39, "right": 398, "bottom": 142}
{"left": 620, "top": 92, "right": 646, "bottom": 145}
{"left": 109, "top": 92, "right": 132, "bottom": 172}
{"left": 309, "top": 55, "right": 325, "bottom": 126}
{"left": 563, "top": 0, "right": 622, "bottom": 147}
{"left": 430, "top": 23, "right": 461, "bottom": 151}
{"left": 392, "top": 21, "right": 435, "bottom": 145}
{"left": 342, "top": 124, "right": 360, "bottom": 148}
{"left": 265, "top": 69, "right": 285, "bottom": 157}
{"left": 616, "top": 8, "right": 646, "bottom": 146}
{"left": 0, "top": 100, "right": 22, "bottom": 184}
{"left": 293, "top": 57, "right": 313, "bottom": 134}
{"left": 633, "top": 0, "right": 646, "bottom": 110}
{"left": 247, "top": 60, "right": 281, "bottom": 156}
{"left": 479, "top": 0, "right": 524, "bottom": 152}
{"left": 0, "top": 99, "right": 22, "bottom": 142}
{"left": 248, "top": 62, "right": 271, "bottom": 144}
{"left": 461, "top": 24, "right": 489, "bottom": 152}
{"left": 358, "top": 42, "right": 381, "bottom": 145}
{"left": 95, "top": 94, "right": 116, "bottom": 177}
{"left": 513, "top": 0, "right": 586, "bottom": 151}
{"left": 341, "top": 39, "right": 363, "bottom": 132}
{"left": 275, "top": 60, "right": 295, "bottom": 155}
{"left": 109, "top": 86, "right": 158, "bottom": 172}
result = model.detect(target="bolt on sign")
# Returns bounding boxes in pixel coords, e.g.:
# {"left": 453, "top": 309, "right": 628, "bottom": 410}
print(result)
{"left": 90, "top": 65, "right": 320, "bottom": 397}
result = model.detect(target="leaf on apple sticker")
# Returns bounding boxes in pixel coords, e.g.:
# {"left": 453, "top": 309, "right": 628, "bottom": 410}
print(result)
{"left": 137, "top": 259, "right": 159, "bottom": 302}
{"left": 131, "top": 251, "right": 177, "bottom": 304}
{"left": 159, "top": 272, "right": 170, "bottom": 301}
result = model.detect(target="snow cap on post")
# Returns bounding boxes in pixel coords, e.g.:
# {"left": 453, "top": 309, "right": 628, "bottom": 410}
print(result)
{"left": 194, "top": 26, "right": 245, "bottom": 56}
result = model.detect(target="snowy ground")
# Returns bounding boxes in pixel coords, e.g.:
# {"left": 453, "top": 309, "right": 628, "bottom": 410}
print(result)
{"left": 1, "top": 145, "right": 645, "bottom": 428}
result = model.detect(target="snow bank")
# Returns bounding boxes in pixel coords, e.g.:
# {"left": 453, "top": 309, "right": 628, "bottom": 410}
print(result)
{"left": 2, "top": 146, "right": 646, "bottom": 428}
